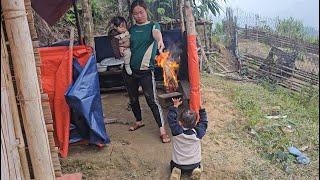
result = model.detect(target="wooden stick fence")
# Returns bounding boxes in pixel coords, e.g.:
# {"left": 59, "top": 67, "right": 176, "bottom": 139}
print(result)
{"left": 241, "top": 54, "right": 319, "bottom": 91}
{"left": 238, "top": 27, "right": 319, "bottom": 55}
{"left": 243, "top": 54, "right": 319, "bottom": 83}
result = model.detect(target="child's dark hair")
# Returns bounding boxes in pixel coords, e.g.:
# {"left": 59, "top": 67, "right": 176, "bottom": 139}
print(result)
{"left": 130, "top": 0, "right": 148, "bottom": 13}
{"left": 180, "top": 109, "right": 197, "bottom": 129}
{"left": 110, "top": 16, "right": 127, "bottom": 27}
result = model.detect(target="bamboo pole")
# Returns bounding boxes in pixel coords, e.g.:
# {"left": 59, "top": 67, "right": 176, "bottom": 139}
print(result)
{"left": 1, "top": 0, "right": 55, "bottom": 179}
{"left": 209, "top": 25, "right": 212, "bottom": 50}
{"left": 1, "top": 89, "right": 23, "bottom": 180}
{"left": 2, "top": 29, "right": 24, "bottom": 180}
{"left": 72, "top": 0, "right": 82, "bottom": 44}
{"left": 69, "top": 27, "right": 75, "bottom": 83}
{"left": 197, "top": 37, "right": 210, "bottom": 72}
{"left": 179, "top": 0, "right": 185, "bottom": 34}
{"left": 1, "top": 25, "right": 31, "bottom": 180}
{"left": 203, "top": 22, "right": 207, "bottom": 50}
{"left": 81, "top": 0, "right": 95, "bottom": 48}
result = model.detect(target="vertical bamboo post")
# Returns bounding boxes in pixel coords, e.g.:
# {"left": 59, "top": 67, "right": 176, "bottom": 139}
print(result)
{"left": 81, "top": 0, "right": 95, "bottom": 48}
{"left": 203, "top": 22, "right": 207, "bottom": 50}
{"left": 72, "top": 0, "right": 82, "bottom": 44}
{"left": 68, "top": 27, "right": 75, "bottom": 84}
{"left": 1, "top": 74, "right": 24, "bottom": 180}
{"left": 245, "top": 24, "right": 248, "bottom": 39}
{"left": 179, "top": 0, "right": 185, "bottom": 34}
{"left": 209, "top": 24, "right": 212, "bottom": 50}
{"left": 2, "top": 26, "right": 24, "bottom": 180}
{"left": 1, "top": 25, "right": 31, "bottom": 180}
{"left": 1, "top": 0, "right": 55, "bottom": 179}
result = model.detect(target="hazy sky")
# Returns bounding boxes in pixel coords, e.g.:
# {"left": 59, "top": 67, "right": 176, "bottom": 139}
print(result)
{"left": 220, "top": 0, "right": 319, "bottom": 29}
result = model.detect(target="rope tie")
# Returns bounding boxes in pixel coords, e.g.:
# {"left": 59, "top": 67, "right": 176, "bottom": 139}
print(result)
{"left": 2, "top": 9, "right": 28, "bottom": 20}
{"left": 16, "top": 93, "right": 40, "bottom": 103}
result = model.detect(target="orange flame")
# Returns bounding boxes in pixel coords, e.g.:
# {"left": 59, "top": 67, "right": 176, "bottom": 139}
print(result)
{"left": 156, "top": 51, "right": 179, "bottom": 92}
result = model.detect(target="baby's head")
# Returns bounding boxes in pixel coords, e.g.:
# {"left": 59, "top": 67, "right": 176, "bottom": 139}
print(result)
{"left": 179, "top": 109, "right": 197, "bottom": 129}
{"left": 110, "top": 16, "right": 127, "bottom": 33}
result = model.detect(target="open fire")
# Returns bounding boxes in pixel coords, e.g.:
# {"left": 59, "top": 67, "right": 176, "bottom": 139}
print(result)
{"left": 156, "top": 51, "right": 179, "bottom": 92}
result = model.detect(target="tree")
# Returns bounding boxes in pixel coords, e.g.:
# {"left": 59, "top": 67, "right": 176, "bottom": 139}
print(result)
{"left": 81, "top": 0, "right": 95, "bottom": 47}
{"left": 145, "top": 0, "right": 226, "bottom": 21}
{"left": 276, "top": 17, "right": 305, "bottom": 39}
{"left": 192, "top": 0, "right": 226, "bottom": 19}
{"left": 145, "top": 0, "right": 176, "bottom": 21}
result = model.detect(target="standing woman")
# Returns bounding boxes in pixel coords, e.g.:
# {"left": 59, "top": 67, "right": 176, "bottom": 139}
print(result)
{"left": 125, "top": 0, "right": 170, "bottom": 143}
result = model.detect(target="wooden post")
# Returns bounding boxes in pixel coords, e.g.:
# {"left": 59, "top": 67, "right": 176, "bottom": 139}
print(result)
{"left": 209, "top": 24, "right": 212, "bottom": 50}
{"left": 81, "top": 0, "right": 95, "bottom": 48}
{"left": 1, "top": 25, "right": 31, "bottom": 180}
{"left": 179, "top": 0, "right": 185, "bottom": 34}
{"left": 185, "top": 1, "right": 196, "bottom": 35}
{"left": 245, "top": 24, "right": 248, "bottom": 39}
{"left": 118, "top": 0, "right": 123, "bottom": 15}
{"left": 1, "top": 0, "right": 55, "bottom": 179}
{"left": 127, "top": 0, "right": 134, "bottom": 26}
{"left": 68, "top": 27, "right": 75, "bottom": 84}
{"left": 73, "top": 0, "right": 82, "bottom": 44}
{"left": 184, "top": 0, "right": 201, "bottom": 115}
{"left": 203, "top": 22, "right": 207, "bottom": 50}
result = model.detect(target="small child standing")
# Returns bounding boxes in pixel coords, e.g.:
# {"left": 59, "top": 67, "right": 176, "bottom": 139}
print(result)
{"left": 167, "top": 98, "right": 208, "bottom": 180}
{"left": 108, "top": 16, "right": 132, "bottom": 75}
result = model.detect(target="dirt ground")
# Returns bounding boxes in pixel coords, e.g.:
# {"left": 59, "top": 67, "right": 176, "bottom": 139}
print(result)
{"left": 61, "top": 84, "right": 302, "bottom": 180}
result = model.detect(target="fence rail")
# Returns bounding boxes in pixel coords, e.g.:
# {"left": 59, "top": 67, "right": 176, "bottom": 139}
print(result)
{"left": 241, "top": 54, "right": 319, "bottom": 91}
{"left": 237, "top": 27, "right": 319, "bottom": 55}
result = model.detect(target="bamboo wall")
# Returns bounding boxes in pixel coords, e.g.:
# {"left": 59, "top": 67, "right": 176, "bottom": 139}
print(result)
{"left": 1, "top": 0, "right": 61, "bottom": 178}
{"left": 1, "top": 26, "right": 25, "bottom": 180}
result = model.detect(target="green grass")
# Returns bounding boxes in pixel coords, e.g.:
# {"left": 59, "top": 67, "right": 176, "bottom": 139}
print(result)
{"left": 202, "top": 74, "right": 319, "bottom": 175}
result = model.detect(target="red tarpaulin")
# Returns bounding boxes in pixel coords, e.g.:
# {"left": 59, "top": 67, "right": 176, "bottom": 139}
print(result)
{"left": 39, "top": 45, "right": 92, "bottom": 157}
{"left": 187, "top": 35, "right": 201, "bottom": 117}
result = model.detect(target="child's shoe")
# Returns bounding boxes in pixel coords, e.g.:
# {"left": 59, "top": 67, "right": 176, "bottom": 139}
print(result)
{"left": 190, "top": 167, "right": 201, "bottom": 180}
{"left": 170, "top": 167, "right": 181, "bottom": 180}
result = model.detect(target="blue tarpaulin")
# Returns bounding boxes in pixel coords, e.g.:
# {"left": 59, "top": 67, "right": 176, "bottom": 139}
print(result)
{"left": 65, "top": 55, "right": 110, "bottom": 145}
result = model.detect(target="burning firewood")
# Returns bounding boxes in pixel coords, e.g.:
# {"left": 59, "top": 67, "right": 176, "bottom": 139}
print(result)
{"left": 156, "top": 51, "right": 179, "bottom": 93}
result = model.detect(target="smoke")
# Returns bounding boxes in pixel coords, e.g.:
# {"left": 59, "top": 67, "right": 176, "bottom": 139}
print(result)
{"left": 165, "top": 39, "right": 183, "bottom": 63}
